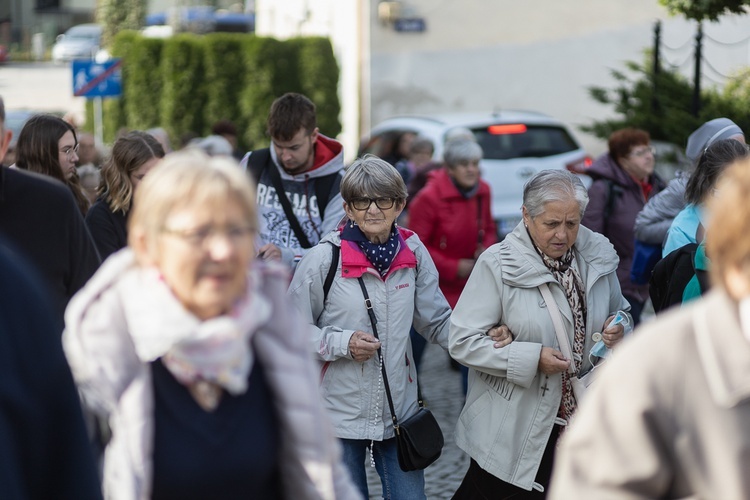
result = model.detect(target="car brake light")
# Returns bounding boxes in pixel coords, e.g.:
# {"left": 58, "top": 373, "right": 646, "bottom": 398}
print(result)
{"left": 566, "top": 155, "right": 593, "bottom": 174}
{"left": 488, "top": 124, "right": 527, "bottom": 135}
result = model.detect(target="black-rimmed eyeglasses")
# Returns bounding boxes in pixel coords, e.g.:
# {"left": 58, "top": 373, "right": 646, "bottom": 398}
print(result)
{"left": 349, "top": 197, "right": 396, "bottom": 211}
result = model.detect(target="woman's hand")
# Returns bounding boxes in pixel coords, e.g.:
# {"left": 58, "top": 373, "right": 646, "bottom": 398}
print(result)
{"left": 538, "top": 347, "right": 570, "bottom": 375}
{"left": 488, "top": 325, "right": 513, "bottom": 349}
{"left": 602, "top": 316, "right": 625, "bottom": 349}
{"left": 348, "top": 331, "right": 381, "bottom": 362}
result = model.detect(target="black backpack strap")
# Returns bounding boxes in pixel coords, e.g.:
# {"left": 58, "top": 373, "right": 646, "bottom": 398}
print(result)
{"left": 313, "top": 172, "right": 342, "bottom": 219}
{"left": 323, "top": 241, "right": 340, "bottom": 302}
{"left": 246, "top": 148, "right": 271, "bottom": 185}
{"left": 249, "top": 147, "right": 340, "bottom": 220}
{"left": 258, "top": 155, "right": 313, "bottom": 249}
{"left": 602, "top": 180, "right": 624, "bottom": 233}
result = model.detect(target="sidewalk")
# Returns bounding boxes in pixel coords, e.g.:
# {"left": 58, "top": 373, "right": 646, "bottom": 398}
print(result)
{"left": 366, "top": 342, "right": 468, "bottom": 499}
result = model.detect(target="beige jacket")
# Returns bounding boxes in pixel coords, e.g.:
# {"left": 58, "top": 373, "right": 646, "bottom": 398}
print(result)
{"left": 550, "top": 289, "right": 750, "bottom": 499}
{"left": 449, "top": 222, "right": 629, "bottom": 491}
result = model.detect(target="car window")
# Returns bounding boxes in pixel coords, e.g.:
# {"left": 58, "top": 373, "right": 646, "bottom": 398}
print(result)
{"left": 66, "top": 28, "right": 101, "bottom": 41}
{"left": 472, "top": 125, "right": 578, "bottom": 160}
{"left": 359, "top": 129, "right": 417, "bottom": 158}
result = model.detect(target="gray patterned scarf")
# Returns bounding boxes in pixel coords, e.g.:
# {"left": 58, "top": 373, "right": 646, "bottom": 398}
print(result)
{"left": 535, "top": 245, "right": 587, "bottom": 422}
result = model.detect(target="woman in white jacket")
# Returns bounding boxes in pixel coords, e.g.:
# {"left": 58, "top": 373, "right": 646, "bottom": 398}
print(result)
{"left": 449, "top": 169, "right": 630, "bottom": 498}
{"left": 288, "top": 155, "right": 453, "bottom": 499}
{"left": 63, "top": 151, "right": 360, "bottom": 500}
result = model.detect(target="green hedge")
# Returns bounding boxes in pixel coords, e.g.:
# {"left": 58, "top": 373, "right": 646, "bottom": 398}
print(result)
{"left": 87, "top": 32, "right": 341, "bottom": 151}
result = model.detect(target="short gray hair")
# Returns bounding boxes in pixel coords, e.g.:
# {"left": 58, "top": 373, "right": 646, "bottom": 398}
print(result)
{"left": 341, "top": 154, "right": 408, "bottom": 202}
{"left": 444, "top": 139, "right": 483, "bottom": 168}
{"left": 523, "top": 169, "right": 589, "bottom": 218}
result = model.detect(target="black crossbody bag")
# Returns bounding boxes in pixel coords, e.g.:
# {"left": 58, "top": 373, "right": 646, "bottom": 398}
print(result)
{"left": 356, "top": 277, "right": 444, "bottom": 471}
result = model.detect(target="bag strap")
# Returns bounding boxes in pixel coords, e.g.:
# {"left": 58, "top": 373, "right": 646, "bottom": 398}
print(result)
{"left": 248, "top": 147, "right": 339, "bottom": 221}
{"left": 538, "top": 283, "right": 576, "bottom": 376}
{"left": 313, "top": 172, "right": 342, "bottom": 220}
{"left": 265, "top": 158, "right": 314, "bottom": 249}
{"left": 246, "top": 148, "right": 271, "bottom": 185}
{"left": 357, "top": 277, "right": 401, "bottom": 431}
{"left": 323, "top": 242, "right": 340, "bottom": 303}
{"left": 476, "top": 195, "right": 484, "bottom": 246}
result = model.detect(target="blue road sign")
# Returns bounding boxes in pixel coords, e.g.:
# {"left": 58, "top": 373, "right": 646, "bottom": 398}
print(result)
{"left": 73, "top": 59, "right": 123, "bottom": 98}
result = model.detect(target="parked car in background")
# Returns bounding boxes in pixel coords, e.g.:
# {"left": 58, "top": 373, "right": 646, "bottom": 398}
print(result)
{"left": 363, "top": 111, "right": 592, "bottom": 238}
{"left": 52, "top": 24, "right": 102, "bottom": 64}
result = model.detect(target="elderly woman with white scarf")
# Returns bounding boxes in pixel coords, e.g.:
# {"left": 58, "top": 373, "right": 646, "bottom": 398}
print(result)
{"left": 63, "top": 151, "right": 360, "bottom": 500}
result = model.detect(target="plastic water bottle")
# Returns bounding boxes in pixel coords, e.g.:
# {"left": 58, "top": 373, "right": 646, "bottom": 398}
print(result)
{"left": 590, "top": 310, "right": 629, "bottom": 359}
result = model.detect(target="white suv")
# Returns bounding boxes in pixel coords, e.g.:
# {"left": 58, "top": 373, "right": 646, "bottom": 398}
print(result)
{"left": 364, "top": 111, "right": 591, "bottom": 238}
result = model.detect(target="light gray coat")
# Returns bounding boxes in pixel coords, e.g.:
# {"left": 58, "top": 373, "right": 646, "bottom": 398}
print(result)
{"left": 287, "top": 229, "right": 451, "bottom": 440}
{"left": 449, "top": 222, "right": 630, "bottom": 491}
{"left": 550, "top": 289, "right": 750, "bottom": 499}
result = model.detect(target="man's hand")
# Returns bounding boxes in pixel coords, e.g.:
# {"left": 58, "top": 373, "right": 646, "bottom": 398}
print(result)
{"left": 257, "top": 243, "right": 282, "bottom": 261}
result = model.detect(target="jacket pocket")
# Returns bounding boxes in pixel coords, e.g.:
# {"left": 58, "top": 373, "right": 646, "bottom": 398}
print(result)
{"left": 477, "top": 371, "right": 516, "bottom": 400}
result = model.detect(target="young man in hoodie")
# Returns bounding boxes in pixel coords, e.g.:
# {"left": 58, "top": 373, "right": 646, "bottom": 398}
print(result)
{"left": 242, "top": 92, "right": 345, "bottom": 270}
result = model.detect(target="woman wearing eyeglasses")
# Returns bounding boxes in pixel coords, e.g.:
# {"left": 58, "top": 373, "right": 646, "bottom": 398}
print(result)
{"left": 85, "top": 131, "right": 165, "bottom": 261}
{"left": 14, "top": 114, "right": 90, "bottom": 215}
{"left": 288, "top": 155, "right": 453, "bottom": 499}
{"left": 63, "top": 151, "right": 361, "bottom": 499}
{"left": 581, "top": 128, "right": 666, "bottom": 325}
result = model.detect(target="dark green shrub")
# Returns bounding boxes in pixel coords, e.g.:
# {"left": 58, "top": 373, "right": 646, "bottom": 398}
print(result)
{"left": 293, "top": 37, "right": 341, "bottom": 137}
{"left": 203, "top": 33, "right": 249, "bottom": 148}
{"left": 124, "top": 36, "right": 164, "bottom": 131}
{"left": 160, "top": 34, "right": 207, "bottom": 145}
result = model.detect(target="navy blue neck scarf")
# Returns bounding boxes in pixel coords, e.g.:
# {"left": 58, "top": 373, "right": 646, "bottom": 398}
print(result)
{"left": 342, "top": 222, "right": 400, "bottom": 276}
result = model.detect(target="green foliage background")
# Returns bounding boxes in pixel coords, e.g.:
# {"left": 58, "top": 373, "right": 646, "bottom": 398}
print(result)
{"left": 658, "top": 0, "right": 750, "bottom": 21}
{"left": 582, "top": 54, "right": 750, "bottom": 151}
{"left": 85, "top": 32, "right": 341, "bottom": 150}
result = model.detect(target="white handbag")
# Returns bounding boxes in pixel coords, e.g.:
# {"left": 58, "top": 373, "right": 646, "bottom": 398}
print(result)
{"left": 538, "top": 283, "right": 600, "bottom": 404}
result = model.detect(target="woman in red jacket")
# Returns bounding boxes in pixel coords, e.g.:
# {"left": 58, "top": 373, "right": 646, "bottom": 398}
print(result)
{"left": 409, "top": 138, "right": 497, "bottom": 390}
{"left": 410, "top": 138, "right": 497, "bottom": 306}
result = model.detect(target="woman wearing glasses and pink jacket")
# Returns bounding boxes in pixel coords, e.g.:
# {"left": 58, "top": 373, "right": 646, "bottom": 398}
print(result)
{"left": 287, "top": 155, "right": 458, "bottom": 499}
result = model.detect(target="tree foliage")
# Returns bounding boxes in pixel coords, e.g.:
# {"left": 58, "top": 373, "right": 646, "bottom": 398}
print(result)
{"left": 582, "top": 54, "right": 750, "bottom": 150}
{"left": 88, "top": 32, "right": 341, "bottom": 149}
{"left": 96, "top": 0, "right": 146, "bottom": 48}
{"left": 658, "top": 0, "right": 750, "bottom": 21}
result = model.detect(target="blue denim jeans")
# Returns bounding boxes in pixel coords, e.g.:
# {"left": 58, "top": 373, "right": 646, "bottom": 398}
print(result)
{"left": 340, "top": 437, "right": 426, "bottom": 499}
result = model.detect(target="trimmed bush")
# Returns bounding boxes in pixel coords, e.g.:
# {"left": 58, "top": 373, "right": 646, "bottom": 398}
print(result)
{"left": 99, "top": 31, "right": 341, "bottom": 151}
{"left": 161, "top": 34, "right": 207, "bottom": 145}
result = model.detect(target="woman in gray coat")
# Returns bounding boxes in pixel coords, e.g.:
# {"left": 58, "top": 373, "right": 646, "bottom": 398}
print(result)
{"left": 550, "top": 156, "right": 750, "bottom": 500}
{"left": 450, "top": 170, "right": 630, "bottom": 498}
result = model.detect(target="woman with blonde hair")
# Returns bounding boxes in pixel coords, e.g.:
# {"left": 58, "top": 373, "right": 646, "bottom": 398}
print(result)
{"left": 64, "top": 151, "right": 360, "bottom": 499}
{"left": 86, "top": 131, "right": 165, "bottom": 260}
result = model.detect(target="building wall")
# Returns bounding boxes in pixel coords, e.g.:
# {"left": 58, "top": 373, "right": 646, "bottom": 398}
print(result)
{"left": 219, "top": 1, "right": 750, "bottom": 158}
{"left": 369, "top": 1, "right": 750, "bottom": 154}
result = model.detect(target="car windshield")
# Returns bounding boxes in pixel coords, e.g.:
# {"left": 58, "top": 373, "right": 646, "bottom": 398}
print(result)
{"left": 66, "top": 29, "right": 100, "bottom": 41}
{"left": 471, "top": 125, "right": 578, "bottom": 160}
